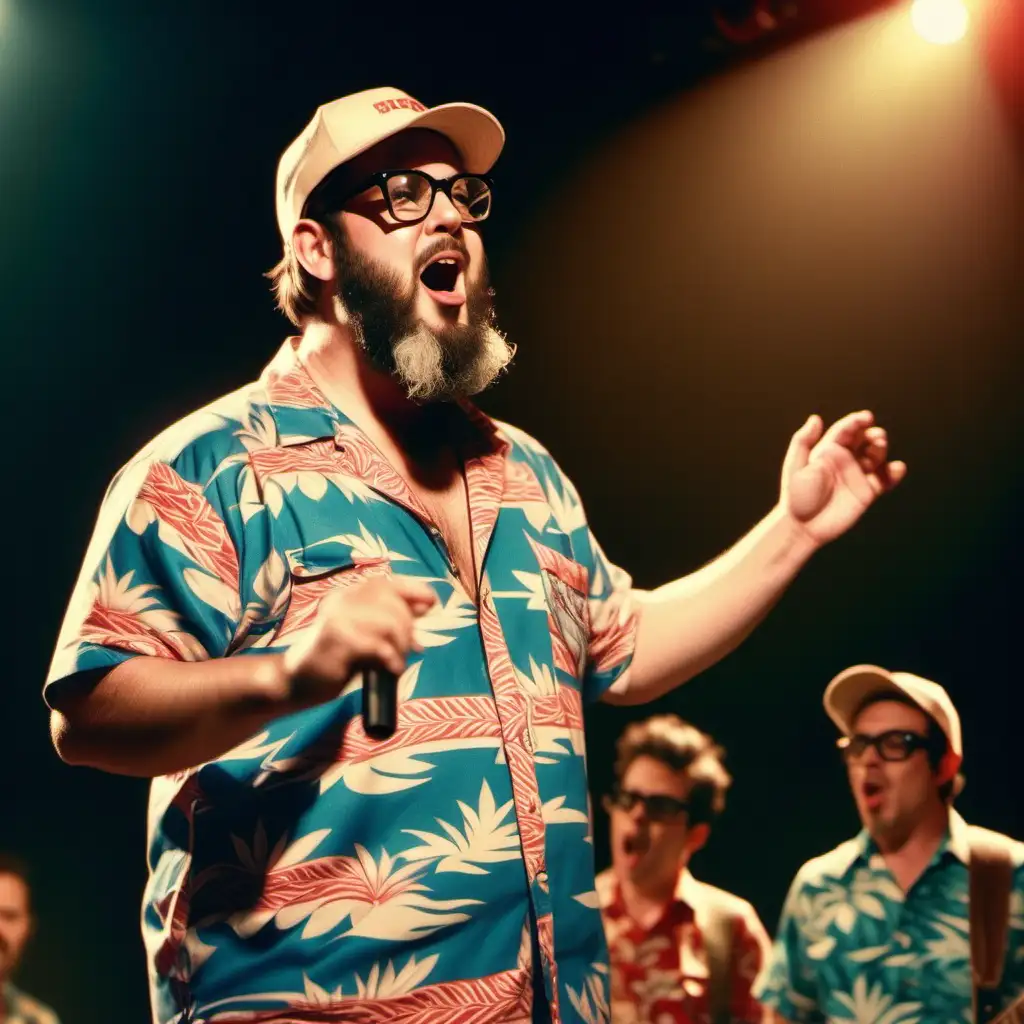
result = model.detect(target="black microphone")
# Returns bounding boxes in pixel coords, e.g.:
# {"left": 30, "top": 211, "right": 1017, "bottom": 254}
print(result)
{"left": 362, "top": 667, "right": 398, "bottom": 740}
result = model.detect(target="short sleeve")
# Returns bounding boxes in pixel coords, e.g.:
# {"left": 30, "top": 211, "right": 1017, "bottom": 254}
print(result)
{"left": 753, "top": 873, "right": 824, "bottom": 1023}
{"left": 45, "top": 452, "right": 245, "bottom": 699}
{"left": 546, "top": 462, "right": 639, "bottom": 705}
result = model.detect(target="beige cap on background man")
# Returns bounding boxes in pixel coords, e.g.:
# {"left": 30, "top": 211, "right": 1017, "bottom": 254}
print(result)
{"left": 824, "top": 664, "right": 963, "bottom": 776}
{"left": 275, "top": 86, "right": 505, "bottom": 242}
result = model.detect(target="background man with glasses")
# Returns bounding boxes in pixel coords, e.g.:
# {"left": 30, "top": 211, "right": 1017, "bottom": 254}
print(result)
{"left": 598, "top": 715, "right": 770, "bottom": 1023}
{"left": 754, "top": 665, "right": 1024, "bottom": 1023}
{"left": 46, "top": 85, "right": 904, "bottom": 1023}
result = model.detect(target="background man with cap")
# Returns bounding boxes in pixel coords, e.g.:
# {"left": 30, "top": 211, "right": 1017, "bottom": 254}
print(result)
{"left": 45, "top": 86, "right": 903, "bottom": 1023}
{"left": 754, "top": 665, "right": 1024, "bottom": 1023}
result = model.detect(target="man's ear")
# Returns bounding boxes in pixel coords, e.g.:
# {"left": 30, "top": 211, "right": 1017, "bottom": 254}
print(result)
{"left": 292, "top": 218, "right": 337, "bottom": 282}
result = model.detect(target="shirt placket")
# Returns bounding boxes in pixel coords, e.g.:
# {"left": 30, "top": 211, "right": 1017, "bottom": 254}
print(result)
{"left": 325, "top": 414, "right": 558, "bottom": 1017}
{"left": 465, "top": 443, "right": 561, "bottom": 1021}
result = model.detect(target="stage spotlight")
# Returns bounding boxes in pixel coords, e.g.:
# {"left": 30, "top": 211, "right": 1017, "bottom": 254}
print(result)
{"left": 911, "top": 0, "right": 970, "bottom": 44}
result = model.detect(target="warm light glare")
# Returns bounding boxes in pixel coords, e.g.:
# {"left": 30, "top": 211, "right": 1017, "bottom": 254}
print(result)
{"left": 911, "top": 0, "right": 970, "bottom": 44}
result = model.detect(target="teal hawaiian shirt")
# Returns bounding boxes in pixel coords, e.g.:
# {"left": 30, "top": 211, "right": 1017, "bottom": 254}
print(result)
{"left": 46, "top": 339, "right": 638, "bottom": 1024}
{"left": 754, "top": 812, "right": 1024, "bottom": 1023}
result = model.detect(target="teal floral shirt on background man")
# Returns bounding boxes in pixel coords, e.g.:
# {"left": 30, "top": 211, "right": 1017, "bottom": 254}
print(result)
{"left": 754, "top": 812, "right": 1024, "bottom": 1023}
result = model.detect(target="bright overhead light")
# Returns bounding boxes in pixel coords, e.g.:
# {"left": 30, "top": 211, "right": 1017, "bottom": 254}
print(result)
{"left": 910, "top": 0, "right": 970, "bottom": 45}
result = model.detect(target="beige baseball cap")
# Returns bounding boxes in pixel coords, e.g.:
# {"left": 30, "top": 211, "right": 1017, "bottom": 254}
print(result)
{"left": 824, "top": 664, "right": 963, "bottom": 774}
{"left": 275, "top": 86, "right": 505, "bottom": 243}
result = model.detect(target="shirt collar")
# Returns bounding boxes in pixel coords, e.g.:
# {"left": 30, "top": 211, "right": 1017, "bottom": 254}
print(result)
{"left": 673, "top": 866, "right": 700, "bottom": 908}
{"left": 260, "top": 337, "right": 508, "bottom": 457}
{"left": 595, "top": 867, "right": 695, "bottom": 917}
{"left": 261, "top": 337, "right": 344, "bottom": 446}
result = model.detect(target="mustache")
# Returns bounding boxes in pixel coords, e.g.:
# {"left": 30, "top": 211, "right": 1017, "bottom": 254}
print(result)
{"left": 415, "top": 237, "right": 471, "bottom": 274}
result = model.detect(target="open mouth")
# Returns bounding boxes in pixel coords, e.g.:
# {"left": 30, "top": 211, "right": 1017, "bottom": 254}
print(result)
{"left": 623, "top": 833, "right": 649, "bottom": 858}
{"left": 862, "top": 780, "right": 885, "bottom": 808}
{"left": 418, "top": 253, "right": 466, "bottom": 305}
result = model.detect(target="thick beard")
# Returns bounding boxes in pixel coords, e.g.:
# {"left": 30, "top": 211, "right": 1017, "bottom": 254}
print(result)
{"left": 329, "top": 222, "right": 514, "bottom": 403}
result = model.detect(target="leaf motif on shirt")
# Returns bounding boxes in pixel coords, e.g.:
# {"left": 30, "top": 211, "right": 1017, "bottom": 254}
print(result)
{"left": 234, "top": 407, "right": 278, "bottom": 452}
{"left": 565, "top": 962, "right": 610, "bottom": 1024}
{"left": 514, "top": 656, "right": 557, "bottom": 697}
{"left": 846, "top": 944, "right": 892, "bottom": 963}
{"left": 831, "top": 975, "right": 922, "bottom": 1024}
{"left": 849, "top": 867, "right": 903, "bottom": 910}
{"left": 413, "top": 590, "right": 477, "bottom": 648}
{"left": 215, "top": 731, "right": 295, "bottom": 789}
{"left": 236, "top": 465, "right": 264, "bottom": 524}
{"left": 274, "top": 829, "right": 332, "bottom": 870}
{"left": 835, "top": 903, "right": 857, "bottom": 934}
{"left": 923, "top": 917, "right": 971, "bottom": 961}
{"left": 301, "top": 973, "right": 344, "bottom": 1005}
{"left": 263, "top": 469, "right": 383, "bottom": 518}
{"left": 328, "top": 751, "right": 438, "bottom": 796}
{"left": 541, "top": 795, "right": 589, "bottom": 826}
{"left": 933, "top": 910, "right": 970, "bottom": 934}
{"left": 400, "top": 779, "right": 521, "bottom": 875}
{"left": 353, "top": 953, "right": 439, "bottom": 1000}
{"left": 882, "top": 952, "right": 920, "bottom": 968}
{"left": 252, "top": 549, "right": 288, "bottom": 610}
{"left": 183, "top": 568, "right": 242, "bottom": 621}
{"left": 228, "top": 843, "right": 480, "bottom": 944}
{"left": 492, "top": 570, "right": 548, "bottom": 610}
{"left": 80, "top": 557, "right": 208, "bottom": 661}
{"left": 807, "top": 935, "right": 837, "bottom": 960}
{"left": 323, "top": 522, "right": 413, "bottom": 564}
{"left": 573, "top": 889, "right": 600, "bottom": 909}
{"left": 544, "top": 476, "right": 587, "bottom": 536}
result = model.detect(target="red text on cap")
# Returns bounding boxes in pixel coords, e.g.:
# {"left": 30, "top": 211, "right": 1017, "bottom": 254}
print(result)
{"left": 373, "top": 98, "right": 427, "bottom": 114}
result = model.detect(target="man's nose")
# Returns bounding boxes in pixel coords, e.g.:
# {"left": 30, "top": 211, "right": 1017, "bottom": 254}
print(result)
{"left": 853, "top": 745, "right": 883, "bottom": 772}
{"left": 861, "top": 744, "right": 883, "bottom": 766}
{"left": 424, "top": 188, "right": 463, "bottom": 234}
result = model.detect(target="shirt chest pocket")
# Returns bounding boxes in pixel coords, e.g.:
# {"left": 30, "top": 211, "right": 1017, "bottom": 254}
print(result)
{"left": 274, "top": 548, "right": 393, "bottom": 646}
{"left": 528, "top": 535, "right": 591, "bottom": 680}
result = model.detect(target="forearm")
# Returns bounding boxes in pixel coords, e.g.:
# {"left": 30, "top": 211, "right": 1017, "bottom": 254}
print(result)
{"left": 608, "top": 505, "right": 818, "bottom": 704}
{"left": 48, "top": 654, "right": 293, "bottom": 778}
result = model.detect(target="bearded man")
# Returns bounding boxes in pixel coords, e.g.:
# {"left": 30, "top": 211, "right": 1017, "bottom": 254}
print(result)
{"left": 46, "top": 87, "right": 904, "bottom": 1024}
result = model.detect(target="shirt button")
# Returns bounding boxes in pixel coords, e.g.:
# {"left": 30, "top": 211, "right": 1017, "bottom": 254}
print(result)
{"left": 536, "top": 870, "right": 549, "bottom": 886}
{"left": 450, "top": 564, "right": 461, "bottom": 579}
{"left": 527, "top": 794, "right": 540, "bottom": 814}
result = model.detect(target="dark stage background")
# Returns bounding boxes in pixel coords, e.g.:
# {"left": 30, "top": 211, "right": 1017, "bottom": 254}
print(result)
{"left": 2, "top": 1, "right": 1022, "bottom": 1020}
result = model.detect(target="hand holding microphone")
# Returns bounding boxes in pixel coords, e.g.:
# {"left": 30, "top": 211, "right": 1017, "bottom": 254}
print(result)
{"left": 280, "top": 574, "right": 437, "bottom": 734}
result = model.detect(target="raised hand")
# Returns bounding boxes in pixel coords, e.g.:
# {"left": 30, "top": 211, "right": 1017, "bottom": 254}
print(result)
{"left": 280, "top": 575, "right": 438, "bottom": 709}
{"left": 780, "top": 410, "right": 906, "bottom": 547}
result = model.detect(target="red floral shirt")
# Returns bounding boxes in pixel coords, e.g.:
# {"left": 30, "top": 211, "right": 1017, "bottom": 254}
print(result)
{"left": 596, "top": 868, "right": 770, "bottom": 1024}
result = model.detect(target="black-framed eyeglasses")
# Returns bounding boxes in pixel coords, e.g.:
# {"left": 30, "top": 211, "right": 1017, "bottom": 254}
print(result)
{"left": 604, "top": 787, "right": 689, "bottom": 822}
{"left": 309, "top": 169, "right": 493, "bottom": 226}
{"left": 837, "top": 730, "right": 931, "bottom": 763}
